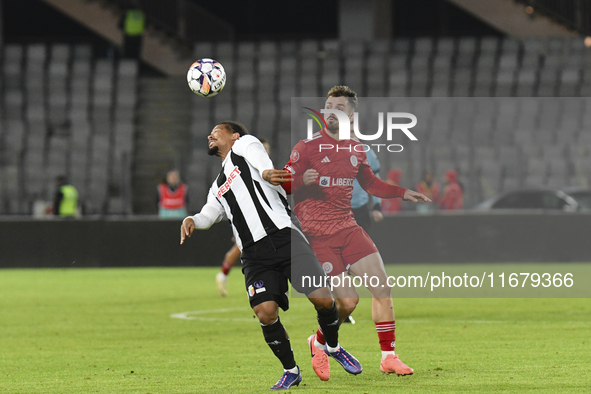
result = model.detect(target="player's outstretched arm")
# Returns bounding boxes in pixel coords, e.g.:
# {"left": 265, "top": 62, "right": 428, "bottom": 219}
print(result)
{"left": 403, "top": 189, "right": 432, "bottom": 203}
{"left": 180, "top": 194, "right": 226, "bottom": 244}
{"left": 357, "top": 164, "right": 407, "bottom": 199}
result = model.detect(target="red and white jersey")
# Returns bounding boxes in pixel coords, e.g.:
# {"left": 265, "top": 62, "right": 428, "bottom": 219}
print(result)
{"left": 287, "top": 128, "right": 407, "bottom": 237}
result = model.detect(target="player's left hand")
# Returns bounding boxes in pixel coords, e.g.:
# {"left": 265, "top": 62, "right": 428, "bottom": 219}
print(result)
{"left": 262, "top": 169, "right": 293, "bottom": 185}
{"left": 403, "top": 189, "right": 432, "bottom": 203}
{"left": 372, "top": 210, "right": 384, "bottom": 222}
{"left": 180, "top": 217, "right": 195, "bottom": 245}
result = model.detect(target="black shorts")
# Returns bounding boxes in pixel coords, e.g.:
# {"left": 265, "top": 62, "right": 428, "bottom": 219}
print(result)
{"left": 241, "top": 227, "right": 327, "bottom": 312}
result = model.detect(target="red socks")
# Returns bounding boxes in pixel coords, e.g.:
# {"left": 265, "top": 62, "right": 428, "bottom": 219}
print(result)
{"left": 221, "top": 260, "right": 232, "bottom": 276}
{"left": 375, "top": 321, "right": 395, "bottom": 351}
{"left": 318, "top": 321, "right": 396, "bottom": 352}
{"left": 315, "top": 328, "right": 326, "bottom": 345}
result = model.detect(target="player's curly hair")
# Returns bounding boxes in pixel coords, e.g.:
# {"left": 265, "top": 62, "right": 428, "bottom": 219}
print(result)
{"left": 327, "top": 85, "right": 358, "bottom": 111}
{"left": 216, "top": 121, "right": 250, "bottom": 136}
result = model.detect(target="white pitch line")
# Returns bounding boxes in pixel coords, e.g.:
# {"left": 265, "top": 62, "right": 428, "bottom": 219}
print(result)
{"left": 171, "top": 307, "right": 256, "bottom": 322}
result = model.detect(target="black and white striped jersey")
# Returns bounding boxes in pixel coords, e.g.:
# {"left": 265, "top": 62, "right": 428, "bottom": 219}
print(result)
{"left": 191, "top": 135, "right": 292, "bottom": 250}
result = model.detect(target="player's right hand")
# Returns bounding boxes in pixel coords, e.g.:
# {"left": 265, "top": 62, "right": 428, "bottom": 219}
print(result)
{"left": 302, "top": 169, "right": 319, "bottom": 186}
{"left": 262, "top": 169, "right": 293, "bottom": 185}
{"left": 180, "top": 217, "right": 195, "bottom": 245}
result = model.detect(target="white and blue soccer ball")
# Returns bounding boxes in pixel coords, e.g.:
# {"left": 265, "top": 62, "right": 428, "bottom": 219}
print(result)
{"left": 187, "top": 58, "right": 226, "bottom": 97}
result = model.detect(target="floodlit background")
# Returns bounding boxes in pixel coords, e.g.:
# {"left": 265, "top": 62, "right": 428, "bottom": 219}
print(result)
{"left": 0, "top": 2, "right": 590, "bottom": 392}
{"left": 1, "top": 0, "right": 591, "bottom": 216}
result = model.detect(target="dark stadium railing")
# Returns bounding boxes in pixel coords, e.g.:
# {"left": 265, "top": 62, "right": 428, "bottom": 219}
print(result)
{"left": 1, "top": 213, "right": 590, "bottom": 267}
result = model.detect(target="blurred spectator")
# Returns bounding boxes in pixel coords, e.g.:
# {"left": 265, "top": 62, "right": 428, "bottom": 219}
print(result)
{"left": 440, "top": 169, "right": 463, "bottom": 210}
{"left": 119, "top": 2, "right": 145, "bottom": 59}
{"left": 53, "top": 175, "right": 79, "bottom": 217}
{"left": 416, "top": 171, "right": 440, "bottom": 214}
{"left": 382, "top": 169, "right": 403, "bottom": 214}
{"left": 157, "top": 170, "right": 188, "bottom": 219}
{"left": 351, "top": 146, "right": 383, "bottom": 231}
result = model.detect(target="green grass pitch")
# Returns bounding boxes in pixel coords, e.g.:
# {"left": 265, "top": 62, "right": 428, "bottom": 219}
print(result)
{"left": 1, "top": 267, "right": 590, "bottom": 393}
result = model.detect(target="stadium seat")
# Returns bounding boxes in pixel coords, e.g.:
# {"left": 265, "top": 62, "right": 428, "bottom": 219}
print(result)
{"left": 319, "top": 63, "right": 339, "bottom": 96}
{"left": 344, "top": 57, "right": 364, "bottom": 95}
{"left": 523, "top": 173, "right": 546, "bottom": 187}
{"left": 478, "top": 165, "right": 502, "bottom": 197}
{"left": 558, "top": 69, "right": 581, "bottom": 96}
{"left": 479, "top": 37, "right": 499, "bottom": 54}
{"left": 515, "top": 68, "right": 536, "bottom": 97}
{"left": 387, "top": 56, "right": 408, "bottom": 96}
{"left": 367, "top": 54, "right": 387, "bottom": 96}
{"left": 501, "top": 177, "right": 520, "bottom": 192}
{"left": 73, "top": 44, "right": 92, "bottom": 60}
{"left": 300, "top": 56, "right": 319, "bottom": 96}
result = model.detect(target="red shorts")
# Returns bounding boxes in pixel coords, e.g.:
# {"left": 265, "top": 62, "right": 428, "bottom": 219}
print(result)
{"left": 308, "top": 225, "right": 379, "bottom": 276}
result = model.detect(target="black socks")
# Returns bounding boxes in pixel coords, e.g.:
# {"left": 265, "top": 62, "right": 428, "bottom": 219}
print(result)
{"left": 261, "top": 317, "right": 296, "bottom": 370}
{"left": 316, "top": 302, "right": 339, "bottom": 348}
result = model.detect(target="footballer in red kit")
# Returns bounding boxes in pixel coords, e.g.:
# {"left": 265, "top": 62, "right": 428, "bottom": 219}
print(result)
{"left": 286, "top": 86, "right": 431, "bottom": 380}
{"left": 289, "top": 129, "right": 405, "bottom": 238}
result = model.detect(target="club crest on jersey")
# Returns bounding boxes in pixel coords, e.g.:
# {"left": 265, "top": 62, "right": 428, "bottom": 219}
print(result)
{"left": 322, "top": 262, "right": 333, "bottom": 274}
{"left": 290, "top": 150, "right": 300, "bottom": 163}
{"left": 217, "top": 166, "right": 241, "bottom": 198}
{"left": 350, "top": 155, "right": 358, "bottom": 167}
{"left": 319, "top": 176, "right": 331, "bottom": 187}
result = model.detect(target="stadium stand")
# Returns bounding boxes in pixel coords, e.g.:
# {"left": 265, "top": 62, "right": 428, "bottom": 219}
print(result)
{"left": 0, "top": 44, "right": 138, "bottom": 215}
{"left": 3, "top": 36, "right": 591, "bottom": 214}
{"left": 185, "top": 37, "right": 591, "bottom": 210}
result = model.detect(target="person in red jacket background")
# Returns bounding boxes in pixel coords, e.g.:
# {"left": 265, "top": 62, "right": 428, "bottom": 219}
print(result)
{"left": 440, "top": 169, "right": 463, "bottom": 210}
{"left": 157, "top": 170, "right": 188, "bottom": 219}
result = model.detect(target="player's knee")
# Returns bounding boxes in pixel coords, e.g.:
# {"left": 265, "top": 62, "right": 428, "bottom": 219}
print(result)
{"left": 337, "top": 298, "right": 358, "bottom": 315}
{"left": 370, "top": 286, "right": 392, "bottom": 299}
{"left": 253, "top": 303, "right": 278, "bottom": 325}
{"left": 310, "top": 296, "right": 334, "bottom": 310}
{"left": 255, "top": 310, "right": 278, "bottom": 325}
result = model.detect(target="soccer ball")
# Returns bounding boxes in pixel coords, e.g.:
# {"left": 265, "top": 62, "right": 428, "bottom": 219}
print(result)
{"left": 187, "top": 58, "right": 226, "bottom": 97}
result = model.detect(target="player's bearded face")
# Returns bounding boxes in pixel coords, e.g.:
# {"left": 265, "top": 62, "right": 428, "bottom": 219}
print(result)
{"left": 324, "top": 97, "right": 352, "bottom": 134}
{"left": 207, "top": 125, "right": 232, "bottom": 156}
{"left": 207, "top": 136, "right": 219, "bottom": 156}
{"left": 326, "top": 114, "right": 339, "bottom": 132}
